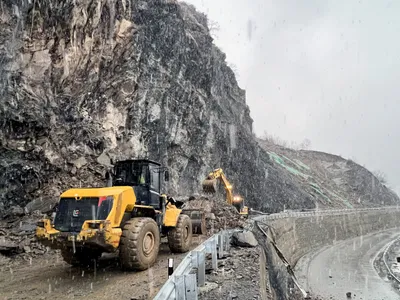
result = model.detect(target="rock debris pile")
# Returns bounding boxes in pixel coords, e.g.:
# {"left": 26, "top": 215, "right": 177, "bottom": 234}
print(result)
{"left": 182, "top": 196, "right": 246, "bottom": 235}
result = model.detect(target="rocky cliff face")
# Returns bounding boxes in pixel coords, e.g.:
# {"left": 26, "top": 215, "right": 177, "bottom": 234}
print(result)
{"left": 0, "top": 0, "right": 273, "bottom": 216}
{"left": 0, "top": 0, "right": 396, "bottom": 219}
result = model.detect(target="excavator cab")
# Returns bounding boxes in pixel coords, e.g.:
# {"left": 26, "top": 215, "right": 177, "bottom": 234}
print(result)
{"left": 232, "top": 195, "right": 249, "bottom": 216}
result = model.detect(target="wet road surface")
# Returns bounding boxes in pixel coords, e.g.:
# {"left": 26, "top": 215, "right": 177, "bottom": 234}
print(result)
{"left": 296, "top": 229, "right": 400, "bottom": 300}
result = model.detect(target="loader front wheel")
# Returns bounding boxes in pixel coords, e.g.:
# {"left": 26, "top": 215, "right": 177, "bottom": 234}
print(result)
{"left": 119, "top": 217, "right": 160, "bottom": 271}
{"left": 168, "top": 214, "right": 192, "bottom": 253}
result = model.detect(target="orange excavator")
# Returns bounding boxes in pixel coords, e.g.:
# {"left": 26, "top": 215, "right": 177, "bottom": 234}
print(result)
{"left": 202, "top": 168, "right": 249, "bottom": 216}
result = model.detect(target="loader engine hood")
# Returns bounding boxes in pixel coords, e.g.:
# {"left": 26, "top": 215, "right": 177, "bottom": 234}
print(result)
{"left": 54, "top": 196, "right": 113, "bottom": 232}
{"left": 36, "top": 186, "right": 136, "bottom": 252}
{"left": 53, "top": 186, "right": 136, "bottom": 231}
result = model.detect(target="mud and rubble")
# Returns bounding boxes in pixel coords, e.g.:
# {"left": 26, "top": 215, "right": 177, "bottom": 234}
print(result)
{"left": 0, "top": 212, "right": 50, "bottom": 259}
{"left": 0, "top": 236, "right": 207, "bottom": 300}
{"left": 182, "top": 196, "right": 247, "bottom": 235}
{"left": 200, "top": 243, "right": 262, "bottom": 300}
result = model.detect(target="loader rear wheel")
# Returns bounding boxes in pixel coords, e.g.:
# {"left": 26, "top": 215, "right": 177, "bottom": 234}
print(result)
{"left": 61, "top": 248, "right": 100, "bottom": 268}
{"left": 168, "top": 214, "right": 192, "bottom": 253}
{"left": 119, "top": 217, "right": 160, "bottom": 271}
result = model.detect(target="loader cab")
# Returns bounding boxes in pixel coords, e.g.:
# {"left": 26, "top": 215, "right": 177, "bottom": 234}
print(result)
{"left": 111, "top": 159, "right": 168, "bottom": 209}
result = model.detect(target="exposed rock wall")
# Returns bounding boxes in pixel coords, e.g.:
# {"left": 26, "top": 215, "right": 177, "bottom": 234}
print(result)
{"left": 0, "top": 0, "right": 397, "bottom": 219}
{"left": 0, "top": 0, "right": 275, "bottom": 216}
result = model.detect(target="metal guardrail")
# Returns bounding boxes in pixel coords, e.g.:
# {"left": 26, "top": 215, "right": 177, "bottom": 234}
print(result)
{"left": 382, "top": 237, "right": 400, "bottom": 284}
{"left": 155, "top": 206, "right": 399, "bottom": 299}
{"left": 252, "top": 205, "right": 400, "bottom": 221}
{"left": 154, "top": 230, "right": 235, "bottom": 300}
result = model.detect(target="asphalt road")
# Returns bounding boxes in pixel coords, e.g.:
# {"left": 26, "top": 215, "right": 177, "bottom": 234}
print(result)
{"left": 295, "top": 229, "right": 400, "bottom": 300}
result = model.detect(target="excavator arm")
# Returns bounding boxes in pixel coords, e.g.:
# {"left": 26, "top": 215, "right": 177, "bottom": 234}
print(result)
{"left": 202, "top": 168, "right": 234, "bottom": 205}
{"left": 202, "top": 168, "right": 249, "bottom": 216}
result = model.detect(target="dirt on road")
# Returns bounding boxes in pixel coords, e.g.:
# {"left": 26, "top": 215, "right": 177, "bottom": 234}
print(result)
{"left": 0, "top": 236, "right": 206, "bottom": 300}
{"left": 0, "top": 196, "right": 245, "bottom": 300}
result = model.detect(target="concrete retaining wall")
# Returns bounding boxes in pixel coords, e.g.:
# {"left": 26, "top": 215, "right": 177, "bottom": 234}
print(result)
{"left": 258, "top": 209, "right": 400, "bottom": 299}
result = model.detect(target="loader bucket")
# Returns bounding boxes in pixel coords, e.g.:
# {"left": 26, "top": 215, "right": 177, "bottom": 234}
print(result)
{"left": 182, "top": 209, "right": 207, "bottom": 235}
{"left": 202, "top": 179, "right": 217, "bottom": 194}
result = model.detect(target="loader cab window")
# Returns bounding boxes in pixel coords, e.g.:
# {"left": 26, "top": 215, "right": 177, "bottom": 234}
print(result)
{"left": 149, "top": 164, "right": 160, "bottom": 192}
{"left": 114, "top": 162, "right": 149, "bottom": 186}
{"left": 133, "top": 165, "right": 149, "bottom": 186}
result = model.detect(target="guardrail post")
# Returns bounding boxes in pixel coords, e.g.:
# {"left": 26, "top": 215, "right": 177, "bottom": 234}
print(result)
{"left": 175, "top": 274, "right": 198, "bottom": 300}
{"left": 185, "top": 273, "right": 198, "bottom": 299}
{"left": 175, "top": 275, "right": 186, "bottom": 299}
{"left": 217, "top": 234, "right": 224, "bottom": 258}
{"left": 192, "top": 250, "right": 205, "bottom": 287}
{"left": 211, "top": 237, "right": 218, "bottom": 269}
{"left": 205, "top": 236, "right": 218, "bottom": 270}
{"left": 223, "top": 231, "right": 230, "bottom": 251}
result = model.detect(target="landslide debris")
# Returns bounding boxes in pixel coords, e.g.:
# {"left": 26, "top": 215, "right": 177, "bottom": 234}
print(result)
{"left": 0, "top": 212, "right": 50, "bottom": 268}
{"left": 200, "top": 246, "right": 263, "bottom": 300}
{"left": 231, "top": 230, "right": 258, "bottom": 247}
{"left": 182, "top": 196, "right": 246, "bottom": 235}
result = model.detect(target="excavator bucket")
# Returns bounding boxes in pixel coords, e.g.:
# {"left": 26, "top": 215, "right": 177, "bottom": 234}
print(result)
{"left": 182, "top": 209, "right": 207, "bottom": 235}
{"left": 202, "top": 179, "right": 217, "bottom": 194}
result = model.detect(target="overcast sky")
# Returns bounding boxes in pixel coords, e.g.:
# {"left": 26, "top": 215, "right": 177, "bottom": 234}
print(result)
{"left": 185, "top": 0, "right": 400, "bottom": 193}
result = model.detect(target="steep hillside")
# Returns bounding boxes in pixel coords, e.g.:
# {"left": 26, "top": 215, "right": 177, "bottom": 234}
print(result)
{"left": 0, "top": 0, "right": 275, "bottom": 216}
{"left": 258, "top": 139, "right": 400, "bottom": 209}
{"left": 0, "top": 0, "right": 397, "bottom": 220}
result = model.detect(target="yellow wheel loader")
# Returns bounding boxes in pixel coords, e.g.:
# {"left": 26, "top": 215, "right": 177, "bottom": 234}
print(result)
{"left": 202, "top": 168, "right": 249, "bottom": 216}
{"left": 36, "top": 159, "right": 201, "bottom": 271}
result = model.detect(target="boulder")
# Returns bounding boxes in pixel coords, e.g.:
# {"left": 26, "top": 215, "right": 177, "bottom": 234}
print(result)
{"left": 0, "top": 238, "right": 19, "bottom": 255}
{"left": 8, "top": 205, "right": 25, "bottom": 217}
{"left": 71, "top": 157, "right": 88, "bottom": 169}
{"left": 231, "top": 231, "right": 258, "bottom": 247}
{"left": 96, "top": 152, "right": 112, "bottom": 166}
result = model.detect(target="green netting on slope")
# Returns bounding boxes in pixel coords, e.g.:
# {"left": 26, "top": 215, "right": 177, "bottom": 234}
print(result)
{"left": 326, "top": 189, "right": 353, "bottom": 208}
{"left": 267, "top": 152, "right": 308, "bottom": 179}
{"left": 267, "top": 151, "right": 353, "bottom": 207}
{"left": 293, "top": 159, "right": 311, "bottom": 170}
{"left": 282, "top": 155, "right": 310, "bottom": 172}
{"left": 309, "top": 182, "right": 332, "bottom": 203}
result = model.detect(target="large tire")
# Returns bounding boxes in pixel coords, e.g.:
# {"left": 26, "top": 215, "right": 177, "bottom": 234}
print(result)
{"left": 61, "top": 248, "right": 100, "bottom": 267}
{"left": 168, "top": 214, "right": 192, "bottom": 253}
{"left": 119, "top": 217, "right": 160, "bottom": 271}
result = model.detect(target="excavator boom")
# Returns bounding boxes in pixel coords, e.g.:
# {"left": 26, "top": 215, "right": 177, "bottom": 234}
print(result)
{"left": 202, "top": 169, "right": 234, "bottom": 204}
{"left": 202, "top": 168, "right": 248, "bottom": 216}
